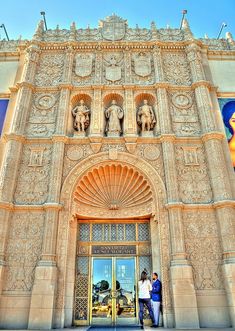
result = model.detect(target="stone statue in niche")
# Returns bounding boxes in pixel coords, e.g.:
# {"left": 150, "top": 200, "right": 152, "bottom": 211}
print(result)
{"left": 137, "top": 99, "right": 156, "bottom": 134}
{"left": 71, "top": 100, "right": 90, "bottom": 133}
{"left": 105, "top": 100, "right": 124, "bottom": 136}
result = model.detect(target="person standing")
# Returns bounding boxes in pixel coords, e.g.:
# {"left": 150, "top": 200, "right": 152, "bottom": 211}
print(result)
{"left": 151, "top": 272, "right": 162, "bottom": 327}
{"left": 138, "top": 270, "right": 155, "bottom": 329}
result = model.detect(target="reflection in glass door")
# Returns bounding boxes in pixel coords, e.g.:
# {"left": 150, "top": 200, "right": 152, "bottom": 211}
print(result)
{"left": 91, "top": 257, "right": 136, "bottom": 325}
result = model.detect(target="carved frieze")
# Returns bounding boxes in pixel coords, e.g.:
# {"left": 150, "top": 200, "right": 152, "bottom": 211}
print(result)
{"left": 4, "top": 211, "right": 45, "bottom": 291}
{"left": 35, "top": 53, "right": 64, "bottom": 86}
{"left": 14, "top": 145, "right": 52, "bottom": 204}
{"left": 162, "top": 52, "right": 191, "bottom": 86}
{"left": 183, "top": 211, "right": 223, "bottom": 290}
{"left": 175, "top": 144, "right": 212, "bottom": 203}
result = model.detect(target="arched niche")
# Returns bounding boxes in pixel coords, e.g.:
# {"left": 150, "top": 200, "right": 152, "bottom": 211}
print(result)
{"left": 68, "top": 93, "right": 92, "bottom": 136}
{"left": 134, "top": 92, "right": 157, "bottom": 136}
{"left": 103, "top": 92, "right": 124, "bottom": 136}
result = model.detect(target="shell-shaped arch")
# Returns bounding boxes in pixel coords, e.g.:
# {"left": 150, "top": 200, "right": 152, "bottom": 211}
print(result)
{"left": 74, "top": 164, "right": 152, "bottom": 211}
{"left": 71, "top": 93, "right": 92, "bottom": 108}
{"left": 103, "top": 93, "right": 124, "bottom": 108}
{"left": 135, "top": 92, "right": 156, "bottom": 107}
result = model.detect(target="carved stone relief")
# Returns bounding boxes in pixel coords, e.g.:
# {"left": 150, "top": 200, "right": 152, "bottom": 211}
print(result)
{"left": 135, "top": 144, "right": 164, "bottom": 180}
{"left": 175, "top": 144, "right": 212, "bottom": 203}
{"left": 162, "top": 52, "right": 191, "bottom": 85}
{"left": 103, "top": 53, "right": 123, "bottom": 84}
{"left": 35, "top": 53, "right": 64, "bottom": 86}
{"left": 169, "top": 90, "right": 201, "bottom": 136}
{"left": 26, "top": 92, "right": 59, "bottom": 137}
{"left": 62, "top": 145, "right": 94, "bottom": 183}
{"left": 14, "top": 145, "right": 52, "bottom": 204}
{"left": 132, "top": 52, "right": 154, "bottom": 84}
{"left": 4, "top": 211, "right": 44, "bottom": 291}
{"left": 183, "top": 211, "right": 223, "bottom": 290}
{"left": 72, "top": 53, "right": 94, "bottom": 86}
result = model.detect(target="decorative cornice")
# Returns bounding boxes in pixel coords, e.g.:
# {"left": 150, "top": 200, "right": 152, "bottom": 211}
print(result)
{"left": 191, "top": 80, "right": 213, "bottom": 90}
{"left": 2, "top": 133, "right": 26, "bottom": 143}
{"left": 0, "top": 93, "right": 10, "bottom": 99}
{"left": 0, "top": 202, "right": 63, "bottom": 211}
{"left": 165, "top": 201, "right": 235, "bottom": 210}
{"left": 52, "top": 135, "right": 69, "bottom": 143}
{"left": 202, "top": 131, "right": 225, "bottom": 142}
{"left": 16, "top": 81, "right": 35, "bottom": 91}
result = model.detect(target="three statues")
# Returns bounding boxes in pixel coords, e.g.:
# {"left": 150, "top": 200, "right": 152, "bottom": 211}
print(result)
{"left": 71, "top": 98, "right": 156, "bottom": 136}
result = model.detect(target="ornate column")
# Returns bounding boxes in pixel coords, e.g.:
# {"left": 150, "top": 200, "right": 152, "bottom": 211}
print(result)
{"left": 29, "top": 47, "right": 73, "bottom": 330}
{"left": 186, "top": 42, "right": 235, "bottom": 326}
{"left": 90, "top": 87, "right": 103, "bottom": 137}
{"left": 124, "top": 88, "right": 136, "bottom": 137}
{"left": 157, "top": 57, "right": 199, "bottom": 325}
{"left": 0, "top": 44, "right": 40, "bottom": 299}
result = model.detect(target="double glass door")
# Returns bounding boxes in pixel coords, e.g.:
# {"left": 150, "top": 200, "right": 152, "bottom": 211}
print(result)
{"left": 92, "top": 257, "right": 136, "bottom": 325}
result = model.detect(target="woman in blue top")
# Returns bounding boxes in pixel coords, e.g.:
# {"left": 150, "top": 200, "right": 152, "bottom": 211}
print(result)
{"left": 151, "top": 272, "right": 162, "bottom": 327}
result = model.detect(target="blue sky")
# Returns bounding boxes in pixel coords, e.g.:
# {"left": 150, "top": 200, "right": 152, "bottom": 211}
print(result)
{"left": 0, "top": 0, "right": 235, "bottom": 40}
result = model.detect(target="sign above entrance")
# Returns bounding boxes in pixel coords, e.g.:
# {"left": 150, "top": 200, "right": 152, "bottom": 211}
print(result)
{"left": 92, "top": 245, "right": 136, "bottom": 255}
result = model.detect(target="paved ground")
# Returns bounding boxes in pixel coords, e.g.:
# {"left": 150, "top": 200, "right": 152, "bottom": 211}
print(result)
{"left": 73, "top": 327, "right": 234, "bottom": 331}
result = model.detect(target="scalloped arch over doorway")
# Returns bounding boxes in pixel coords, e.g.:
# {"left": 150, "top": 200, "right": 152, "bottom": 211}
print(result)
{"left": 55, "top": 152, "right": 172, "bottom": 328}
{"left": 73, "top": 163, "right": 153, "bottom": 219}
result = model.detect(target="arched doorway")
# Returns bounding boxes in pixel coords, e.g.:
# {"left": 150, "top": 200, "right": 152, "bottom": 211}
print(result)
{"left": 54, "top": 152, "right": 173, "bottom": 328}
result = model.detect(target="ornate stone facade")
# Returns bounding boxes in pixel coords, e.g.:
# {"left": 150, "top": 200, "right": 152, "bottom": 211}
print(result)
{"left": 0, "top": 14, "right": 234, "bottom": 330}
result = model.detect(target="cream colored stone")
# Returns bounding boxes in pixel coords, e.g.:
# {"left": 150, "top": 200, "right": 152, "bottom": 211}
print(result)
{"left": 0, "top": 13, "right": 235, "bottom": 330}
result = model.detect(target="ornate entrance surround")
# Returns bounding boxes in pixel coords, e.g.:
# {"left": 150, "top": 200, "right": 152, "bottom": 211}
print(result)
{"left": 54, "top": 151, "right": 173, "bottom": 328}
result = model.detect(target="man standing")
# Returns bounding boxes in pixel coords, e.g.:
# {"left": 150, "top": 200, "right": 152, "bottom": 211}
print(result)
{"left": 151, "top": 272, "right": 162, "bottom": 328}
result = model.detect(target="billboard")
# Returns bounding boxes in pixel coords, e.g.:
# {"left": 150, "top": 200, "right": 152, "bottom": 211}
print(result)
{"left": 219, "top": 98, "right": 235, "bottom": 169}
{"left": 0, "top": 99, "right": 9, "bottom": 135}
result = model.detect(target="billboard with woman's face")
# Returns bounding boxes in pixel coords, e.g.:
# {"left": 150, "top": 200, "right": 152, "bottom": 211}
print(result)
{"left": 219, "top": 98, "right": 235, "bottom": 169}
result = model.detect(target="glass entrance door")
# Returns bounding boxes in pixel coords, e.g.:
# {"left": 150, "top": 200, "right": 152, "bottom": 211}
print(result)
{"left": 91, "top": 257, "right": 136, "bottom": 325}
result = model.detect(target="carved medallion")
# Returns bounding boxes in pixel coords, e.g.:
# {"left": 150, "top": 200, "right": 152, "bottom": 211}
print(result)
{"left": 67, "top": 146, "right": 84, "bottom": 161}
{"left": 143, "top": 145, "right": 160, "bottom": 161}
{"left": 133, "top": 52, "right": 151, "bottom": 77}
{"left": 172, "top": 92, "right": 192, "bottom": 109}
{"left": 100, "top": 14, "right": 126, "bottom": 41}
{"left": 35, "top": 94, "right": 56, "bottom": 110}
{"left": 75, "top": 54, "right": 93, "bottom": 77}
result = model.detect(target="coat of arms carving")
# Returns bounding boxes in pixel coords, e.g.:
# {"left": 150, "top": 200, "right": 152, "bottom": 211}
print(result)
{"left": 75, "top": 54, "right": 93, "bottom": 77}
{"left": 133, "top": 52, "right": 151, "bottom": 77}
{"left": 104, "top": 54, "right": 122, "bottom": 82}
{"left": 100, "top": 14, "right": 127, "bottom": 41}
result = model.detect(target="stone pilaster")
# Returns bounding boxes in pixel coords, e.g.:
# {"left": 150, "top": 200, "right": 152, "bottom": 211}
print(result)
{"left": 124, "top": 88, "right": 137, "bottom": 136}
{"left": 0, "top": 208, "right": 11, "bottom": 293}
{"left": 186, "top": 42, "right": 235, "bottom": 326}
{"left": 124, "top": 50, "right": 132, "bottom": 84}
{"left": 28, "top": 138, "right": 64, "bottom": 329}
{"left": 156, "top": 87, "right": 171, "bottom": 134}
{"left": 90, "top": 88, "right": 103, "bottom": 136}
{"left": 161, "top": 137, "right": 199, "bottom": 328}
{"left": 11, "top": 45, "right": 39, "bottom": 135}
{"left": 152, "top": 46, "right": 164, "bottom": 82}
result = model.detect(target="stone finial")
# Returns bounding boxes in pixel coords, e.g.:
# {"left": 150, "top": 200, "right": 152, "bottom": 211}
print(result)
{"left": 151, "top": 21, "right": 158, "bottom": 39}
{"left": 32, "top": 20, "right": 44, "bottom": 41}
{"left": 69, "top": 21, "right": 77, "bottom": 41}
{"left": 182, "top": 18, "right": 194, "bottom": 40}
{"left": 226, "top": 31, "right": 235, "bottom": 45}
